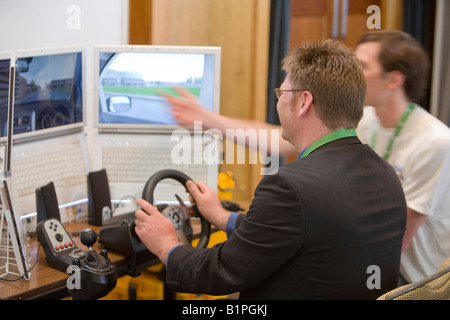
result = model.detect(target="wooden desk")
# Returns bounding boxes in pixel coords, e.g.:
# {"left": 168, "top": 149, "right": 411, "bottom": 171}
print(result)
{"left": 0, "top": 218, "right": 213, "bottom": 300}
{"left": 0, "top": 221, "right": 128, "bottom": 300}
{"left": 0, "top": 201, "right": 248, "bottom": 300}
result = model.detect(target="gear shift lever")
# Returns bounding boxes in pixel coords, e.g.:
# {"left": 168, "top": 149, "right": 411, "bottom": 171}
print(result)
{"left": 36, "top": 218, "right": 117, "bottom": 299}
{"left": 80, "top": 228, "right": 97, "bottom": 251}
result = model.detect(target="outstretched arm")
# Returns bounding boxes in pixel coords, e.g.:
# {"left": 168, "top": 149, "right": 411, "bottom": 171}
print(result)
{"left": 165, "top": 88, "right": 297, "bottom": 156}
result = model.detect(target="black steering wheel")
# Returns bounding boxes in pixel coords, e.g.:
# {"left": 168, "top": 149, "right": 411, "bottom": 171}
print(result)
{"left": 141, "top": 169, "right": 211, "bottom": 249}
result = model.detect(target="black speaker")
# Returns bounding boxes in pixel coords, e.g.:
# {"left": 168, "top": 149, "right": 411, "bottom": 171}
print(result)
{"left": 36, "top": 181, "right": 60, "bottom": 223}
{"left": 88, "top": 169, "right": 112, "bottom": 226}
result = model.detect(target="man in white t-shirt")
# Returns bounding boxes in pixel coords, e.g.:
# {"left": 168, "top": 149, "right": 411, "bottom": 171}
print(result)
{"left": 355, "top": 30, "right": 450, "bottom": 284}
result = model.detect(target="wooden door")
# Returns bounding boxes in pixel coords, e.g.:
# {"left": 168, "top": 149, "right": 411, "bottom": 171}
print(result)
{"left": 289, "top": 0, "right": 383, "bottom": 50}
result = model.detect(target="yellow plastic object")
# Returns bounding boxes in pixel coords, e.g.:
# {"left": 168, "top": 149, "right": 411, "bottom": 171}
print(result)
{"left": 218, "top": 171, "right": 235, "bottom": 200}
{"left": 100, "top": 231, "right": 230, "bottom": 300}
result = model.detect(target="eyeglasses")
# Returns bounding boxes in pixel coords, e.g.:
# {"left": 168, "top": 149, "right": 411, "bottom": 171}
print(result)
{"left": 274, "top": 88, "right": 304, "bottom": 100}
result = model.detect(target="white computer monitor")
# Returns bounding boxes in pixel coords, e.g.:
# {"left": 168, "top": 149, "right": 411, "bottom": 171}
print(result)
{"left": 0, "top": 46, "right": 86, "bottom": 143}
{"left": 93, "top": 45, "right": 221, "bottom": 132}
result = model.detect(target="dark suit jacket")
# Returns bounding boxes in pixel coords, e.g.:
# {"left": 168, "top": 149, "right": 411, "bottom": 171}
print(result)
{"left": 165, "top": 137, "right": 407, "bottom": 299}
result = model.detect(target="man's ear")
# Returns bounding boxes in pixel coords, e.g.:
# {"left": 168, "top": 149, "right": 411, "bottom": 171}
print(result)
{"left": 386, "top": 70, "right": 406, "bottom": 90}
{"left": 297, "top": 91, "right": 313, "bottom": 118}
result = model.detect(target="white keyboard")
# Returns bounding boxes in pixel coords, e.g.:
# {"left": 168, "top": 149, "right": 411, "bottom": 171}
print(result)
{"left": 102, "top": 146, "right": 209, "bottom": 184}
{"left": 12, "top": 143, "right": 87, "bottom": 197}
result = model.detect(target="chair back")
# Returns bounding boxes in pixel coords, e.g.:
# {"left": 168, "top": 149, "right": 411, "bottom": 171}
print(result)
{"left": 377, "top": 258, "right": 450, "bottom": 300}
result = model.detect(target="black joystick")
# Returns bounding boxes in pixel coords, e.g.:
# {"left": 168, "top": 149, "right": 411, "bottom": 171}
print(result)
{"left": 80, "top": 228, "right": 97, "bottom": 251}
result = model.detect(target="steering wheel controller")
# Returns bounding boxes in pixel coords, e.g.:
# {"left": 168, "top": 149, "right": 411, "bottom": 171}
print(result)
{"left": 98, "top": 169, "right": 212, "bottom": 277}
{"left": 141, "top": 169, "right": 211, "bottom": 249}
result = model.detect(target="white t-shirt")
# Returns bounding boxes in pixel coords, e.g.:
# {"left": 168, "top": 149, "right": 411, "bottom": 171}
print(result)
{"left": 357, "top": 105, "right": 450, "bottom": 283}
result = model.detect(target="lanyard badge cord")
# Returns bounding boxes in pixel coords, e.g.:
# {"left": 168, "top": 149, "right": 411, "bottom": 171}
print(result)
{"left": 370, "top": 103, "right": 415, "bottom": 160}
{"left": 298, "top": 128, "right": 357, "bottom": 159}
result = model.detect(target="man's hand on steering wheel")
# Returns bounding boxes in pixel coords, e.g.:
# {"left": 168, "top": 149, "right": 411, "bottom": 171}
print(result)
{"left": 185, "top": 180, "right": 232, "bottom": 231}
{"left": 134, "top": 198, "right": 181, "bottom": 264}
{"left": 135, "top": 170, "right": 215, "bottom": 263}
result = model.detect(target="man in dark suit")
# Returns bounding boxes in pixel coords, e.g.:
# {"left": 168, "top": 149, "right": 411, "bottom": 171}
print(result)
{"left": 134, "top": 40, "right": 407, "bottom": 299}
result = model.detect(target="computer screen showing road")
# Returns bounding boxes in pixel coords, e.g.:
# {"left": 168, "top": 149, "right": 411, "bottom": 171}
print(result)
{"left": 0, "top": 51, "right": 83, "bottom": 137}
{"left": 97, "top": 49, "right": 218, "bottom": 126}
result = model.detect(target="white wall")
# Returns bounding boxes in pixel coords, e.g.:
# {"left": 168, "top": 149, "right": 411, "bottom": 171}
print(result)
{"left": 0, "top": 0, "right": 129, "bottom": 154}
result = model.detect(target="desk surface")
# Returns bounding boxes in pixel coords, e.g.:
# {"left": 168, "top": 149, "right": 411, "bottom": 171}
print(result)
{"left": 0, "top": 221, "right": 130, "bottom": 300}
{"left": 1, "top": 201, "right": 248, "bottom": 300}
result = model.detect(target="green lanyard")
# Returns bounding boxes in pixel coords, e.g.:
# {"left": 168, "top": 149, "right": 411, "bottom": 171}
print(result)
{"left": 299, "top": 128, "right": 357, "bottom": 159}
{"left": 370, "top": 103, "right": 415, "bottom": 160}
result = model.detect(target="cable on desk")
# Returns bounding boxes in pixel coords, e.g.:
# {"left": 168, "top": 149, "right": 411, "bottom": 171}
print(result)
{"left": 0, "top": 244, "right": 41, "bottom": 282}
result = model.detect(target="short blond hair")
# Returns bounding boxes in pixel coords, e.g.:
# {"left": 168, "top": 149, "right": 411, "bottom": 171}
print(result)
{"left": 282, "top": 40, "right": 366, "bottom": 129}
